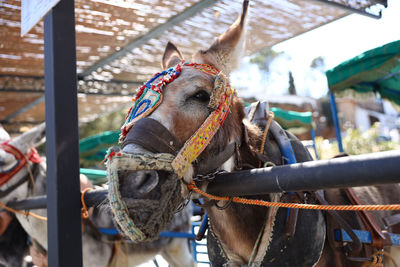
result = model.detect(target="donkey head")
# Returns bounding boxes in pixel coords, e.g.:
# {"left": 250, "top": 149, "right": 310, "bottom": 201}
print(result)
{"left": 0, "top": 123, "right": 45, "bottom": 202}
{"left": 122, "top": 0, "right": 249, "bottom": 188}
{"left": 109, "top": 1, "right": 249, "bottom": 241}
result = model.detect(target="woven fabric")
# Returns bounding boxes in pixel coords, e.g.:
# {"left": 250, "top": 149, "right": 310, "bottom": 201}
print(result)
{"left": 120, "top": 64, "right": 182, "bottom": 142}
{"left": 107, "top": 151, "right": 183, "bottom": 242}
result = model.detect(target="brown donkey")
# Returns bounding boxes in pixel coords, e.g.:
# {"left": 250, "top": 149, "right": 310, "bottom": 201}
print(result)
{"left": 114, "top": 1, "right": 324, "bottom": 266}
{"left": 111, "top": 1, "right": 400, "bottom": 266}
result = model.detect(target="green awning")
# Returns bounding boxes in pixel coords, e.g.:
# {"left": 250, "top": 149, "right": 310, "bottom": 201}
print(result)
{"left": 270, "top": 107, "right": 313, "bottom": 134}
{"left": 79, "top": 131, "right": 119, "bottom": 166}
{"left": 326, "top": 40, "right": 400, "bottom": 105}
{"left": 80, "top": 168, "right": 107, "bottom": 185}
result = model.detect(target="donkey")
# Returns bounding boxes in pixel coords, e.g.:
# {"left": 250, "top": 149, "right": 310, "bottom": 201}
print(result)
{"left": 111, "top": 1, "right": 400, "bottom": 266}
{"left": 112, "top": 1, "right": 324, "bottom": 266}
{"left": 0, "top": 124, "right": 29, "bottom": 267}
{"left": 0, "top": 123, "right": 194, "bottom": 267}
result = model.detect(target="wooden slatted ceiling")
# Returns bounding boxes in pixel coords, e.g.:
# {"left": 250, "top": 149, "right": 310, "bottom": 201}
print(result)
{"left": 0, "top": 0, "right": 384, "bottom": 133}
{"left": 1, "top": 0, "right": 351, "bottom": 80}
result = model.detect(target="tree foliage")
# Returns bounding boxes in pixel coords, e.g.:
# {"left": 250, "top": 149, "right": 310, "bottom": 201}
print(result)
{"left": 79, "top": 108, "right": 126, "bottom": 139}
{"left": 288, "top": 71, "right": 297, "bottom": 95}
{"left": 310, "top": 56, "right": 326, "bottom": 71}
{"left": 249, "top": 48, "right": 282, "bottom": 72}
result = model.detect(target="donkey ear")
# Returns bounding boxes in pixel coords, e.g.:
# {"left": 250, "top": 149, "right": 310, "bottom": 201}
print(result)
{"left": 162, "top": 42, "right": 184, "bottom": 69}
{"left": 192, "top": 0, "right": 249, "bottom": 74}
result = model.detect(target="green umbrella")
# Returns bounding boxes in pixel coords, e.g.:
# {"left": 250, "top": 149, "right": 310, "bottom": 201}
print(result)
{"left": 326, "top": 40, "right": 400, "bottom": 105}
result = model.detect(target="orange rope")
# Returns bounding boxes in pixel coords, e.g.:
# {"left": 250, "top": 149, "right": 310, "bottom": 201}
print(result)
{"left": 81, "top": 188, "right": 93, "bottom": 219}
{"left": 362, "top": 250, "right": 398, "bottom": 267}
{"left": 0, "top": 188, "right": 94, "bottom": 222}
{"left": 188, "top": 182, "right": 400, "bottom": 211}
{"left": 0, "top": 201, "right": 47, "bottom": 221}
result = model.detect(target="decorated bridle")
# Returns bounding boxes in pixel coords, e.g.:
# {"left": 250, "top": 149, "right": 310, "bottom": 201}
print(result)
{"left": 117, "top": 61, "right": 235, "bottom": 178}
{"left": 0, "top": 141, "right": 42, "bottom": 197}
{"left": 107, "top": 61, "right": 236, "bottom": 241}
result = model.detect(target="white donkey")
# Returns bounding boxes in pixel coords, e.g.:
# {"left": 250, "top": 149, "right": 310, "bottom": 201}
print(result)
{"left": 0, "top": 123, "right": 194, "bottom": 267}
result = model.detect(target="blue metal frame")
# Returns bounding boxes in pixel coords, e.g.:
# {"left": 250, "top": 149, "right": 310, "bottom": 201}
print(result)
{"left": 329, "top": 92, "right": 344, "bottom": 153}
{"left": 97, "top": 222, "right": 210, "bottom": 265}
{"left": 334, "top": 229, "right": 400, "bottom": 247}
{"left": 310, "top": 129, "right": 320, "bottom": 160}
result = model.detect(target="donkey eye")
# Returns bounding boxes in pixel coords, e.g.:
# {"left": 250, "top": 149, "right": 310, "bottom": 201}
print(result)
{"left": 190, "top": 90, "right": 210, "bottom": 103}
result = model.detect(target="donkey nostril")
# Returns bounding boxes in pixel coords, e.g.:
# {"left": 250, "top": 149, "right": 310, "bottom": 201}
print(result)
{"left": 132, "top": 171, "right": 159, "bottom": 194}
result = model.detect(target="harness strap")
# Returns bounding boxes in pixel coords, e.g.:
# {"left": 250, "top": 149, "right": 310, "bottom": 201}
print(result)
{"left": 383, "top": 213, "right": 400, "bottom": 228}
{"left": 345, "top": 188, "right": 392, "bottom": 249}
{"left": 0, "top": 142, "right": 27, "bottom": 186}
{"left": 315, "top": 190, "right": 363, "bottom": 255}
{"left": 0, "top": 163, "right": 39, "bottom": 198}
{"left": 0, "top": 142, "right": 42, "bottom": 187}
{"left": 196, "top": 142, "right": 236, "bottom": 175}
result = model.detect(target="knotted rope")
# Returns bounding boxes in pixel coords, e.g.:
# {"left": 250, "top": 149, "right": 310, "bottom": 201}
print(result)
{"left": 362, "top": 250, "right": 399, "bottom": 267}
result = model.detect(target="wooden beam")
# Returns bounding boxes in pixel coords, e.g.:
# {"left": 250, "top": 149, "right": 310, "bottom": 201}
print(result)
{"left": 2, "top": 95, "right": 45, "bottom": 122}
{"left": 80, "top": 0, "right": 218, "bottom": 77}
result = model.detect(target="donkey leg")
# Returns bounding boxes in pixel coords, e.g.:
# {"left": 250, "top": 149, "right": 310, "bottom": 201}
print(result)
{"left": 160, "top": 238, "right": 195, "bottom": 267}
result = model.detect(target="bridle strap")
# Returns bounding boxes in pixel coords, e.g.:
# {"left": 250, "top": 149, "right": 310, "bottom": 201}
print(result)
{"left": 196, "top": 142, "right": 236, "bottom": 175}
{"left": 0, "top": 142, "right": 28, "bottom": 186}
{"left": 0, "top": 163, "right": 39, "bottom": 198}
{"left": 0, "top": 141, "right": 42, "bottom": 190}
{"left": 122, "top": 118, "right": 182, "bottom": 154}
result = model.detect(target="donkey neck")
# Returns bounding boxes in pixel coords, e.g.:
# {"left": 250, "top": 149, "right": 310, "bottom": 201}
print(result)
{"left": 205, "top": 124, "right": 281, "bottom": 264}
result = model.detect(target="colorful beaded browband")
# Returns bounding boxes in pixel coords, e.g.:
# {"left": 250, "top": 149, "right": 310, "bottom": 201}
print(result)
{"left": 119, "top": 61, "right": 235, "bottom": 177}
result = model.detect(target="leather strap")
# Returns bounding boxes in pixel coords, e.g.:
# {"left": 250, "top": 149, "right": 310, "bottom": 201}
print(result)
{"left": 345, "top": 188, "right": 392, "bottom": 249}
{"left": 196, "top": 142, "right": 236, "bottom": 175}
{"left": 122, "top": 118, "right": 182, "bottom": 154}
{"left": 383, "top": 213, "right": 400, "bottom": 228}
{"left": 0, "top": 163, "right": 39, "bottom": 198}
{"left": 315, "top": 190, "right": 362, "bottom": 255}
{"left": 285, "top": 194, "right": 299, "bottom": 238}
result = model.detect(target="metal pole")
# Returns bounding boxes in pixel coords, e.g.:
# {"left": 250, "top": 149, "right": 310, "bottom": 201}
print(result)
{"left": 311, "top": 0, "right": 383, "bottom": 19}
{"left": 329, "top": 91, "right": 344, "bottom": 153}
{"left": 9, "top": 151, "right": 400, "bottom": 209}
{"left": 206, "top": 150, "right": 400, "bottom": 196}
{"left": 44, "top": 0, "right": 83, "bottom": 266}
{"left": 310, "top": 129, "right": 320, "bottom": 160}
{"left": 7, "top": 189, "right": 108, "bottom": 210}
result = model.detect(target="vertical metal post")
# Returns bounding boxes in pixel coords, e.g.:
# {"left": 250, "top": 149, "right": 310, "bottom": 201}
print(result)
{"left": 329, "top": 91, "right": 344, "bottom": 153}
{"left": 44, "top": 1, "right": 83, "bottom": 267}
{"left": 310, "top": 129, "right": 319, "bottom": 160}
